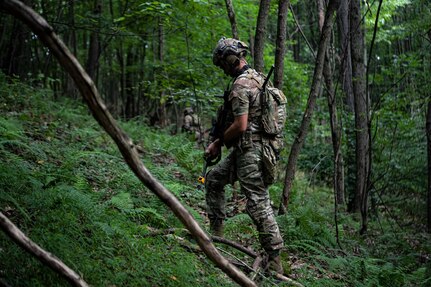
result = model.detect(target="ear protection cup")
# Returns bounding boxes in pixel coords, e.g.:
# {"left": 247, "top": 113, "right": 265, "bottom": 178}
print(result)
{"left": 225, "top": 54, "right": 239, "bottom": 66}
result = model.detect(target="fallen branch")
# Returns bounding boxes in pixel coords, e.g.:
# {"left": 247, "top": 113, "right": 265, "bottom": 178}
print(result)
{"left": 251, "top": 255, "right": 263, "bottom": 271}
{"left": 0, "top": 278, "right": 12, "bottom": 287}
{"left": 0, "top": 1, "right": 256, "bottom": 286}
{"left": 0, "top": 212, "right": 89, "bottom": 287}
{"left": 212, "top": 235, "right": 258, "bottom": 258}
{"left": 275, "top": 273, "right": 305, "bottom": 287}
{"left": 143, "top": 227, "right": 259, "bottom": 259}
{"left": 143, "top": 227, "right": 189, "bottom": 237}
{"left": 166, "top": 230, "right": 305, "bottom": 287}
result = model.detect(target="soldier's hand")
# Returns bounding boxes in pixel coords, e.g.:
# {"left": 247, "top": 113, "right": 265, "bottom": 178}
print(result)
{"left": 204, "top": 140, "right": 221, "bottom": 160}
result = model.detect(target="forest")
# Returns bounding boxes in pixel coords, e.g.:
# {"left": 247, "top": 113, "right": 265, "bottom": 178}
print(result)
{"left": 0, "top": 0, "right": 430, "bottom": 286}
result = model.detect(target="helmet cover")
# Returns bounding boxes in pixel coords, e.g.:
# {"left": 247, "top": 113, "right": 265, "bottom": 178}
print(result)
{"left": 212, "top": 37, "right": 249, "bottom": 67}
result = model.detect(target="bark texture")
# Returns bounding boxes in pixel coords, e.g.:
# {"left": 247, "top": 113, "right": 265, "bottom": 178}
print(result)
{"left": 426, "top": 30, "right": 431, "bottom": 233}
{"left": 254, "top": 0, "right": 271, "bottom": 72}
{"left": 224, "top": 0, "right": 239, "bottom": 39}
{"left": 350, "top": 0, "right": 370, "bottom": 233}
{"left": 274, "top": 0, "right": 289, "bottom": 89}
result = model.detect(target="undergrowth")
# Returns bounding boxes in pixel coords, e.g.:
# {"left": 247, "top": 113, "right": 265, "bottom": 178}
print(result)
{"left": 1, "top": 74, "right": 430, "bottom": 286}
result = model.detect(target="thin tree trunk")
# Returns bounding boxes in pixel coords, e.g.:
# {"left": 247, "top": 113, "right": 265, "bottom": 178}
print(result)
{"left": 337, "top": 0, "right": 356, "bottom": 213}
{"left": 318, "top": 0, "right": 345, "bottom": 207}
{"left": 0, "top": 1, "right": 257, "bottom": 286}
{"left": 224, "top": 0, "right": 238, "bottom": 39}
{"left": 317, "top": 0, "right": 325, "bottom": 32}
{"left": 254, "top": 0, "right": 271, "bottom": 72}
{"left": 274, "top": 0, "right": 288, "bottom": 89}
{"left": 350, "top": 0, "right": 370, "bottom": 234}
{"left": 0, "top": 212, "right": 89, "bottom": 287}
{"left": 125, "top": 46, "right": 134, "bottom": 119}
{"left": 116, "top": 44, "right": 126, "bottom": 117}
{"left": 157, "top": 17, "right": 168, "bottom": 127}
{"left": 361, "top": 0, "right": 383, "bottom": 234}
{"left": 291, "top": 3, "right": 301, "bottom": 62}
{"left": 85, "top": 0, "right": 101, "bottom": 81}
{"left": 427, "top": 29, "right": 431, "bottom": 233}
{"left": 65, "top": 0, "right": 78, "bottom": 98}
{"left": 279, "top": 0, "right": 340, "bottom": 215}
{"left": 337, "top": 0, "right": 354, "bottom": 110}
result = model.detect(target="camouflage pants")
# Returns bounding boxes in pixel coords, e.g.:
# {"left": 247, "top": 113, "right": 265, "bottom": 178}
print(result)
{"left": 205, "top": 141, "right": 284, "bottom": 252}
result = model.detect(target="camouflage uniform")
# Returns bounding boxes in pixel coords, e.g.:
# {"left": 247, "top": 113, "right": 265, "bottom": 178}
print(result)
{"left": 182, "top": 108, "right": 202, "bottom": 142}
{"left": 205, "top": 68, "right": 284, "bottom": 253}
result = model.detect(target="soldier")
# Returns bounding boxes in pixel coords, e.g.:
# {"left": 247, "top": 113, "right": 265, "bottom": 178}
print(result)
{"left": 205, "top": 37, "right": 284, "bottom": 274}
{"left": 182, "top": 107, "right": 203, "bottom": 143}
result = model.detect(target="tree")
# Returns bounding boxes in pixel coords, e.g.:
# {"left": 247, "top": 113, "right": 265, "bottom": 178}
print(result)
{"left": 254, "top": 0, "right": 271, "bottom": 72}
{"left": 337, "top": 0, "right": 354, "bottom": 110}
{"left": 85, "top": 0, "right": 101, "bottom": 81}
{"left": 274, "top": 0, "right": 289, "bottom": 89}
{"left": 279, "top": 0, "right": 340, "bottom": 214}
{"left": 427, "top": 29, "right": 431, "bottom": 233}
{"left": 224, "top": 0, "right": 239, "bottom": 39}
{"left": 317, "top": 0, "right": 345, "bottom": 207}
{"left": 350, "top": 0, "right": 370, "bottom": 234}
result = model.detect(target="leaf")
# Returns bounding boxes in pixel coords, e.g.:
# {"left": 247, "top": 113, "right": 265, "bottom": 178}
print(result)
{"left": 109, "top": 192, "right": 133, "bottom": 210}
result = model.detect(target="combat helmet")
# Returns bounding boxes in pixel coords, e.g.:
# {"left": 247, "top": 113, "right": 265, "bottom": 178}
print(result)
{"left": 212, "top": 37, "right": 249, "bottom": 67}
{"left": 183, "top": 107, "right": 194, "bottom": 115}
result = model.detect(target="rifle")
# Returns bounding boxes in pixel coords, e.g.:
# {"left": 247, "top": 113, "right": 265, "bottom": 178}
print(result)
{"left": 261, "top": 65, "right": 275, "bottom": 95}
{"left": 208, "top": 91, "right": 230, "bottom": 145}
{"left": 197, "top": 154, "right": 221, "bottom": 185}
{"left": 199, "top": 92, "right": 228, "bottom": 186}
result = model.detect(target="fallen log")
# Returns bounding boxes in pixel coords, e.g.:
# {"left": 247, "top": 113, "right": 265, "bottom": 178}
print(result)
{"left": 0, "top": 212, "right": 89, "bottom": 287}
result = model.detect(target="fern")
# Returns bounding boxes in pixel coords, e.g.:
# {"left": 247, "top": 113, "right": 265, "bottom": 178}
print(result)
{"left": 126, "top": 207, "right": 167, "bottom": 228}
{"left": 108, "top": 192, "right": 134, "bottom": 210}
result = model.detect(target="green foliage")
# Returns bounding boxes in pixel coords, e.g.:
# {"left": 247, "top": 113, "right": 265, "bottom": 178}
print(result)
{"left": 0, "top": 80, "right": 234, "bottom": 286}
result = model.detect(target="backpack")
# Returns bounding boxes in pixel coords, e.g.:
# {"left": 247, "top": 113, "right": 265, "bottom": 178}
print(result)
{"left": 191, "top": 114, "right": 200, "bottom": 127}
{"left": 260, "top": 77, "right": 287, "bottom": 137}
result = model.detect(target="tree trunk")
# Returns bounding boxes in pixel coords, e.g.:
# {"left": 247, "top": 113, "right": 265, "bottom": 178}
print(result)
{"left": 337, "top": 0, "right": 356, "bottom": 212}
{"left": 125, "top": 46, "right": 135, "bottom": 119}
{"left": 85, "top": 0, "right": 101, "bottom": 81}
{"left": 317, "top": 0, "right": 325, "bottom": 32}
{"left": 279, "top": 0, "right": 340, "bottom": 215}
{"left": 318, "top": 0, "right": 345, "bottom": 207}
{"left": 274, "top": 0, "right": 288, "bottom": 89}
{"left": 157, "top": 17, "right": 168, "bottom": 127}
{"left": 426, "top": 30, "right": 431, "bottom": 233}
{"left": 0, "top": 1, "right": 257, "bottom": 286}
{"left": 337, "top": 0, "right": 354, "bottom": 110}
{"left": 116, "top": 44, "right": 126, "bottom": 117}
{"left": 1, "top": 17, "right": 27, "bottom": 77}
{"left": 64, "top": 0, "right": 78, "bottom": 99}
{"left": 224, "top": 0, "right": 239, "bottom": 39}
{"left": 291, "top": 3, "right": 301, "bottom": 62}
{"left": 350, "top": 0, "right": 370, "bottom": 233}
{"left": 254, "top": 0, "right": 271, "bottom": 72}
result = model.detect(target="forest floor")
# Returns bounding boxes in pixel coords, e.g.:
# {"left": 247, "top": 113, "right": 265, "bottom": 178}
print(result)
{"left": 1, "top": 78, "right": 431, "bottom": 286}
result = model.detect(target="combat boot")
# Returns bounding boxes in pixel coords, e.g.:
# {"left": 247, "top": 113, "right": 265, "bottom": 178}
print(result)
{"left": 267, "top": 255, "right": 283, "bottom": 274}
{"left": 209, "top": 218, "right": 224, "bottom": 237}
{"left": 265, "top": 251, "right": 283, "bottom": 275}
